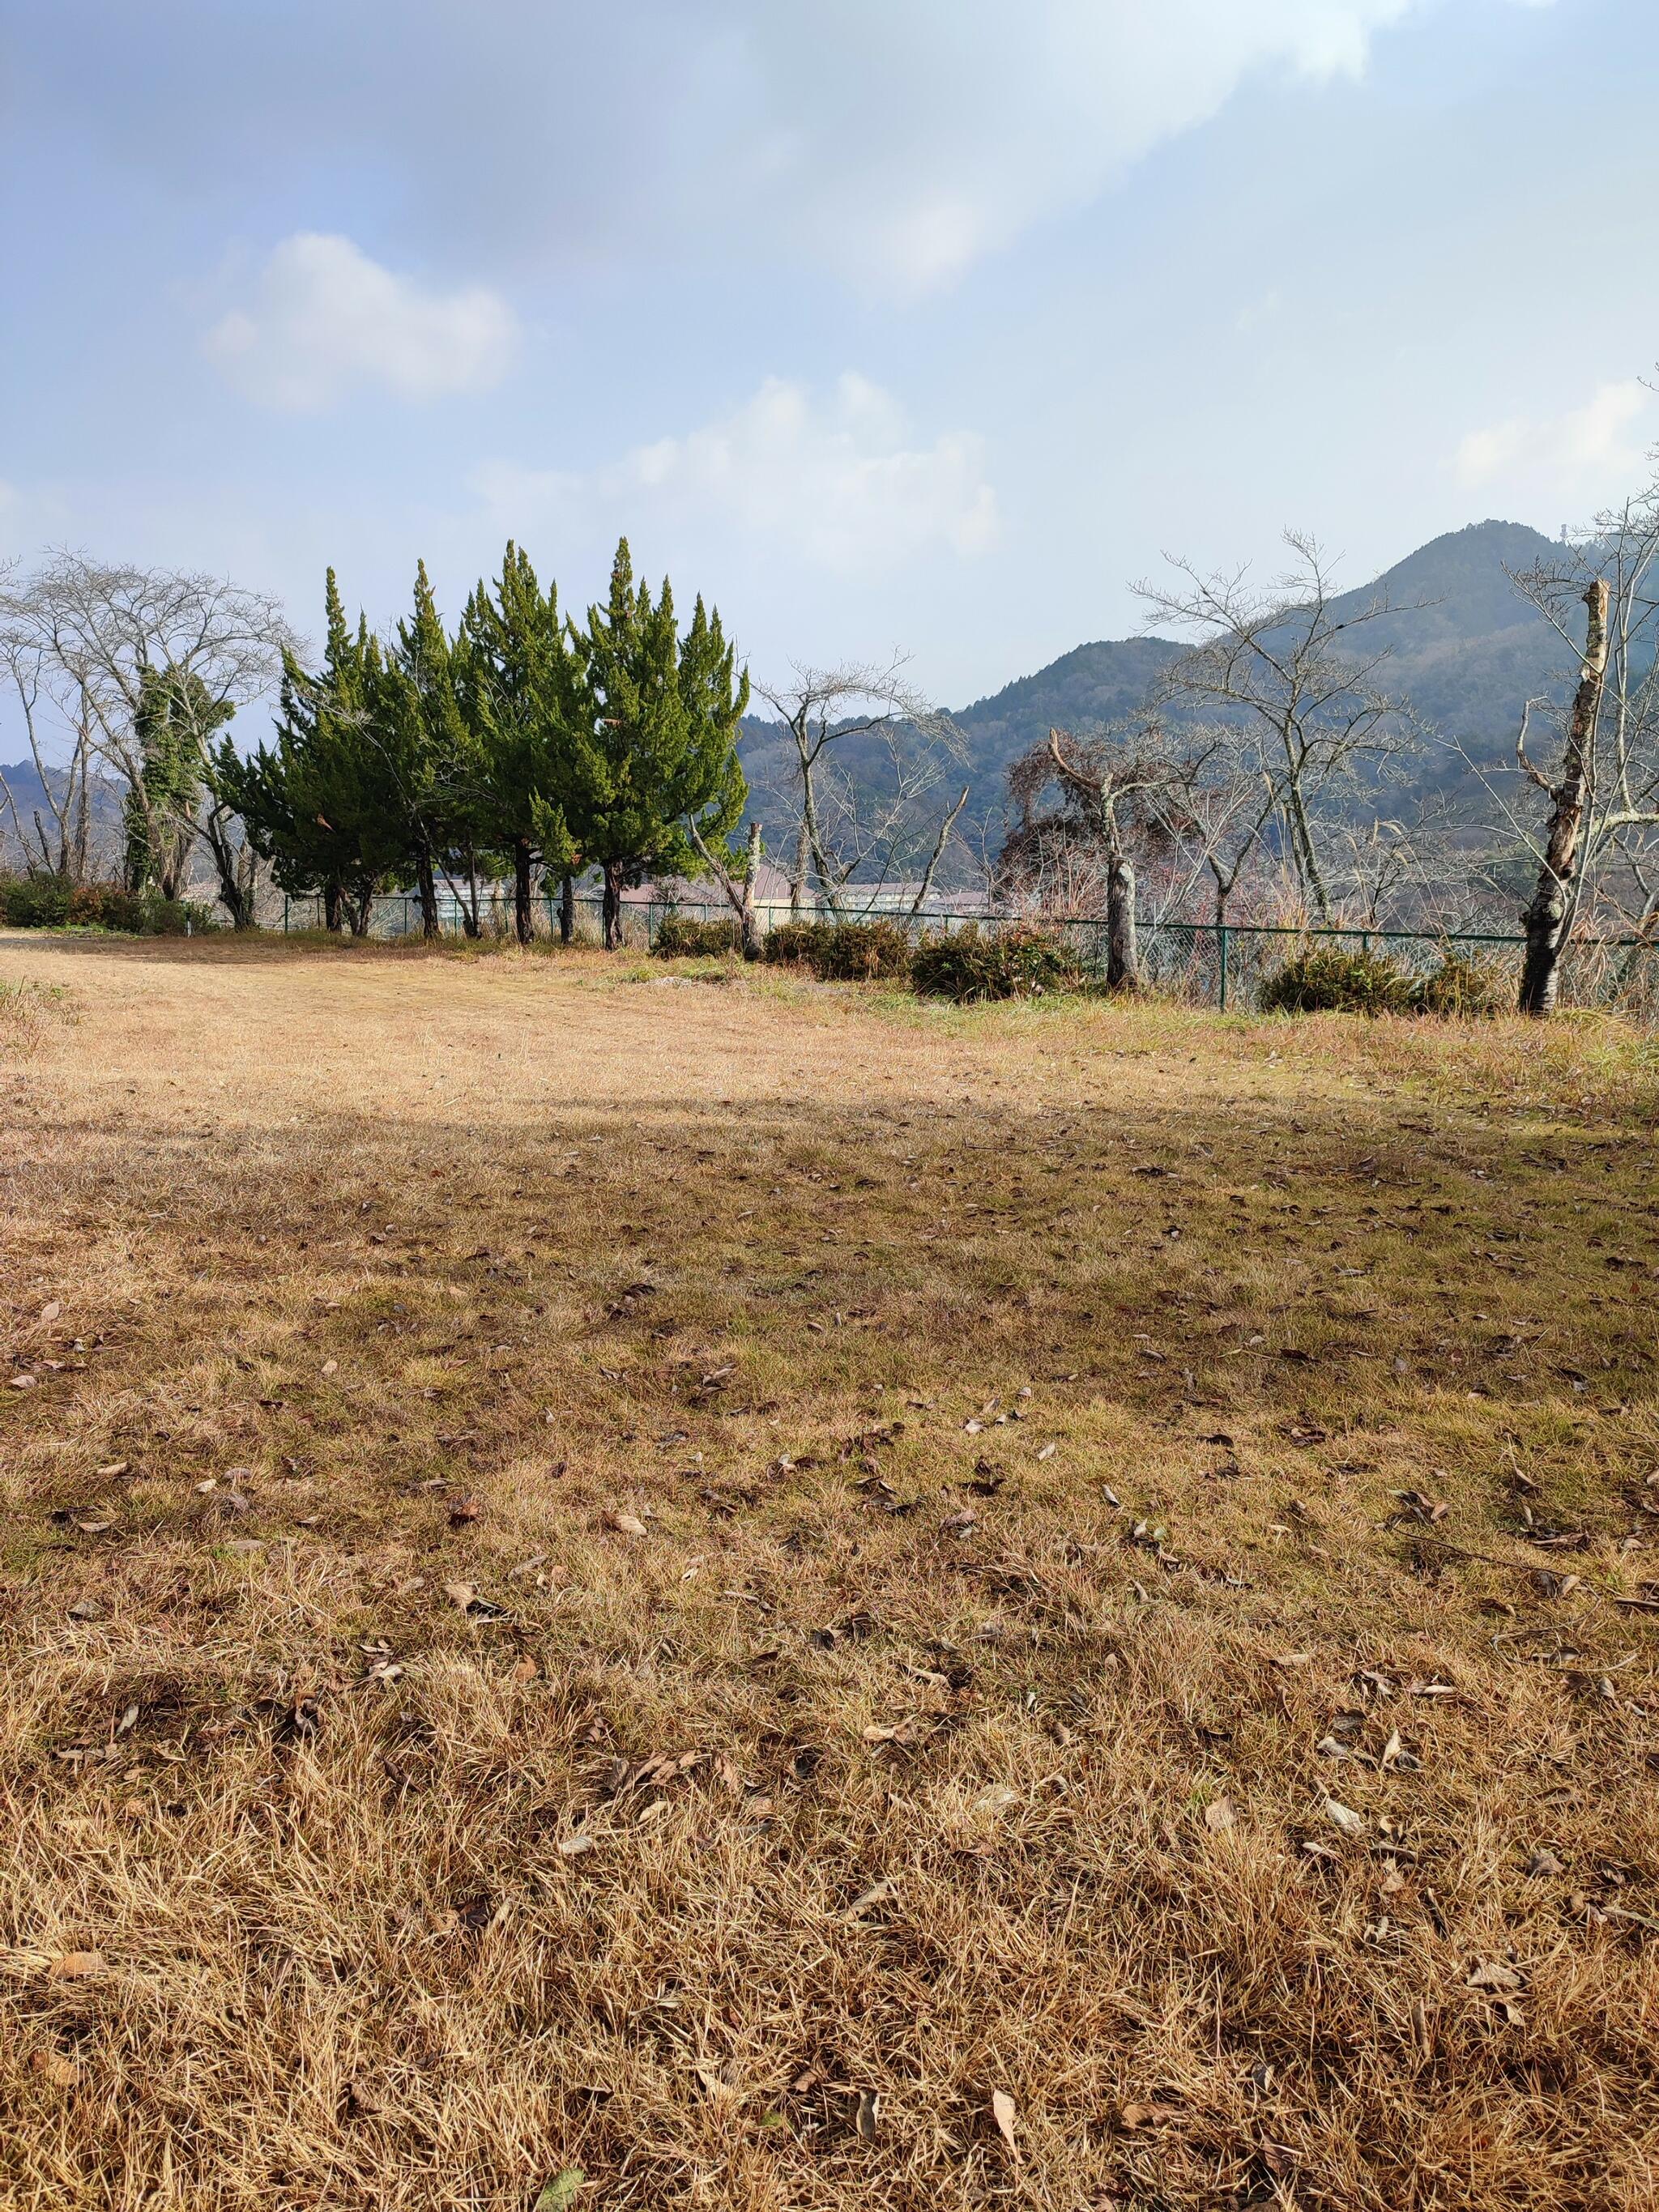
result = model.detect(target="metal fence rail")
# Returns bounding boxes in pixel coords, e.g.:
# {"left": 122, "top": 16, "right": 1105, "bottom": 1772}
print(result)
{"left": 279, "top": 892, "right": 1659, "bottom": 1014}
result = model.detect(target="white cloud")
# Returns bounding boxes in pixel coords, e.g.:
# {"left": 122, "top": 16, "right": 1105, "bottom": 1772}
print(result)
{"left": 475, "top": 374, "right": 998, "bottom": 575}
{"left": 1455, "top": 377, "right": 1653, "bottom": 497}
{"left": 204, "top": 232, "right": 518, "bottom": 412}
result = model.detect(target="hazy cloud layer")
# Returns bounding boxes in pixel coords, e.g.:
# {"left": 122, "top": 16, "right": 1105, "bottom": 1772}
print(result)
{"left": 21, "top": 0, "right": 1551, "bottom": 293}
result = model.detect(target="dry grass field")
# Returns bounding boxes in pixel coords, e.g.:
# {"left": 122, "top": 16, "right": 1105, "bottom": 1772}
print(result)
{"left": 3, "top": 932, "right": 1659, "bottom": 2212}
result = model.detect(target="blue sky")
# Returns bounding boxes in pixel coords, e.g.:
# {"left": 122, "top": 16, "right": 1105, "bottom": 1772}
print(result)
{"left": 2, "top": 0, "right": 1654, "bottom": 725}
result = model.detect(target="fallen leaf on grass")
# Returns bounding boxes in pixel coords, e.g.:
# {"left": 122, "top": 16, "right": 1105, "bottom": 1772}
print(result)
{"left": 533, "top": 2172, "right": 586, "bottom": 2211}
{"left": 40, "top": 1301, "right": 62, "bottom": 1323}
{"left": 557, "top": 1834, "right": 594, "bottom": 1858}
{"left": 31, "top": 2049, "right": 79, "bottom": 2086}
{"left": 1323, "top": 1797, "right": 1367, "bottom": 1837}
{"left": 449, "top": 1494, "right": 483, "bottom": 1527}
{"left": 1036, "top": 1443, "right": 1057, "bottom": 1462}
{"left": 48, "top": 1952, "right": 105, "bottom": 1980}
{"left": 847, "top": 1879, "right": 894, "bottom": 1914}
{"left": 1204, "top": 1796, "right": 1236, "bottom": 1833}
{"left": 442, "top": 1581, "right": 476, "bottom": 1610}
{"left": 95, "top": 1461, "right": 129, "bottom": 1478}
{"left": 974, "top": 1784, "right": 1020, "bottom": 1816}
{"left": 605, "top": 1511, "right": 648, "bottom": 1537}
{"left": 855, "top": 2089, "right": 880, "bottom": 2141}
{"left": 1469, "top": 1958, "right": 1523, "bottom": 1992}
{"left": 991, "top": 2088, "right": 1018, "bottom": 2154}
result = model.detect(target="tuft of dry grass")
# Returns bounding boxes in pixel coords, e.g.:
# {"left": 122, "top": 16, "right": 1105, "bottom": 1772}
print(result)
{"left": 3, "top": 930, "right": 1659, "bottom": 2210}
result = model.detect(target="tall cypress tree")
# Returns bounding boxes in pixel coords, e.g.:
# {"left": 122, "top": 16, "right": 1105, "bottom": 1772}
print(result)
{"left": 571, "top": 538, "right": 748, "bottom": 948}
{"left": 381, "top": 561, "right": 475, "bottom": 940}
{"left": 457, "top": 542, "right": 581, "bottom": 945}
{"left": 212, "top": 570, "right": 399, "bottom": 931}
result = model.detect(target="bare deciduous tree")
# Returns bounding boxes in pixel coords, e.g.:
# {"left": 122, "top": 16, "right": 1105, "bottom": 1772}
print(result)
{"left": 687, "top": 815, "right": 764, "bottom": 957}
{"left": 12, "top": 552, "right": 296, "bottom": 923}
{"left": 1451, "top": 467, "right": 1659, "bottom": 1013}
{"left": 753, "top": 657, "right": 969, "bottom": 920}
{"left": 1136, "top": 531, "right": 1427, "bottom": 923}
{"left": 0, "top": 565, "right": 96, "bottom": 881}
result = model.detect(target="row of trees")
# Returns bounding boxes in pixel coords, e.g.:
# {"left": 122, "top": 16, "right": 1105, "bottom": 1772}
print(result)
{"left": 4, "top": 451, "right": 1656, "bottom": 1016}
{"left": 218, "top": 539, "right": 748, "bottom": 948}
{"left": 0, "top": 541, "right": 753, "bottom": 950}
{"left": 996, "top": 468, "right": 1659, "bottom": 1016}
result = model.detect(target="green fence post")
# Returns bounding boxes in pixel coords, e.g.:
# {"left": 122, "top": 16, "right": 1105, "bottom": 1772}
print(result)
{"left": 1218, "top": 923, "right": 1228, "bottom": 1012}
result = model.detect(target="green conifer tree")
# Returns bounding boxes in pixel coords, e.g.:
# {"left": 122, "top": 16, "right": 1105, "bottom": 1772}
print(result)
{"left": 571, "top": 538, "right": 748, "bottom": 948}
{"left": 457, "top": 542, "right": 582, "bottom": 944}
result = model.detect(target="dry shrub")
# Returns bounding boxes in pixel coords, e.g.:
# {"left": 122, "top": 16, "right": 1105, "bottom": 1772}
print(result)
{"left": 652, "top": 912, "right": 743, "bottom": 958}
{"left": 911, "top": 922, "right": 1083, "bottom": 1003}
{"left": 1260, "top": 941, "right": 1414, "bottom": 1015}
{"left": 761, "top": 919, "right": 912, "bottom": 981}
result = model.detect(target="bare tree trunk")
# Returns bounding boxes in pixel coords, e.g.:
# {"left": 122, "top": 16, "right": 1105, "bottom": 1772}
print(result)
{"left": 790, "top": 816, "right": 808, "bottom": 921}
{"left": 1520, "top": 580, "right": 1610, "bottom": 1018}
{"left": 687, "top": 816, "right": 764, "bottom": 957}
{"left": 513, "top": 836, "right": 534, "bottom": 947}
{"left": 71, "top": 745, "right": 90, "bottom": 883}
{"left": 740, "top": 820, "right": 761, "bottom": 957}
{"left": 906, "top": 786, "right": 969, "bottom": 918}
{"left": 1106, "top": 852, "right": 1138, "bottom": 991}
{"left": 560, "top": 872, "right": 574, "bottom": 944}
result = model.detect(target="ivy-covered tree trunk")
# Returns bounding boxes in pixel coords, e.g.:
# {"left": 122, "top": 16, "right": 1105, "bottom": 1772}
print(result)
{"left": 513, "top": 836, "right": 534, "bottom": 946}
{"left": 1520, "top": 580, "right": 1610, "bottom": 1019}
{"left": 414, "top": 847, "right": 440, "bottom": 941}
{"left": 602, "top": 861, "right": 624, "bottom": 950}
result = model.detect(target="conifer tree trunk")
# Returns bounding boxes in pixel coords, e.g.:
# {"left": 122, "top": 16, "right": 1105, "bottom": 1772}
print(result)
{"left": 513, "top": 836, "right": 534, "bottom": 946}
{"left": 602, "top": 862, "right": 623, "bottom": 949}
{"left": 324, "top": 882, "right": 343, "bottom": 933}
{"left": 560, "top": 873, "right": 574, "bottom": 944}
{"left": 1520, "top": 580, "right": 1610, "bottom": 1018}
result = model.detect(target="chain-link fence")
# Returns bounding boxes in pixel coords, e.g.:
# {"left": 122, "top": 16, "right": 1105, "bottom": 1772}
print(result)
{"left": 279, "top": 892, "right": 1659, "bottom": 1015}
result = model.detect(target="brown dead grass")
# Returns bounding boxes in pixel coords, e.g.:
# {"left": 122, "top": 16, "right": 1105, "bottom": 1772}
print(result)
{"left": 2, "top": 931, "right": 1659, "bottom": 2211}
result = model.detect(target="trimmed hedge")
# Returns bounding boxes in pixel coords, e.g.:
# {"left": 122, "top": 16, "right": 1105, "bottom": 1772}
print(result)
{"left": 652, "top": 911, "right": 743, "bottom": 957}
{"left": 761, "top": 918, "right": 913, "bottom": 980}
{"left": 0, "top": 876, "right": 209, "bottom": 935}
{"left": 911, "top": 922, "right": 1084, "bottom": 1003}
